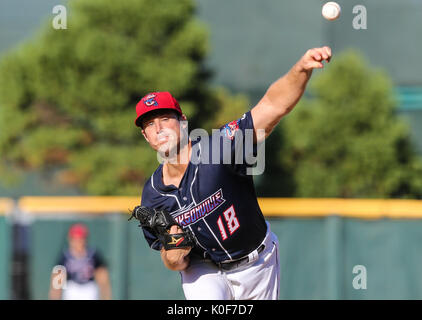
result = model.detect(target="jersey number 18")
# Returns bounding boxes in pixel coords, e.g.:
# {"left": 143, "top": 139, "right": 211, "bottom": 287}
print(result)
{"left": 216, "top": 205, "right": 240, "bottom": 241}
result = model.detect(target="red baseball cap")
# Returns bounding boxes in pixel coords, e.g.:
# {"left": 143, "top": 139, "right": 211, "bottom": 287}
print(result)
{"left": 135, "top": 91, "right": 183, "bottom": 127}
{"left": 68, "top": 223, "right": 89, "bottom": 239}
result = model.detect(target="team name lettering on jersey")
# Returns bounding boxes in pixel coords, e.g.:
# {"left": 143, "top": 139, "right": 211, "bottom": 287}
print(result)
{"left": 174, "top": 189, "right": 226, "bottom": 226}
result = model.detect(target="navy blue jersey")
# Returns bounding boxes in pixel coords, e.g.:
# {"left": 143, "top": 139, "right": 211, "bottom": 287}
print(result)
{"left": 140, "top": 111, "right": 267, "bottom": 263}
{"left": 57, "top": 248, "right": 106, "bottom": 284}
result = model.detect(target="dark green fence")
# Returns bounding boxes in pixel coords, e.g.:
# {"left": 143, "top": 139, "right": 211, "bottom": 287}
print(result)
{"left": 273, "top": 216, "right": 422, "bottom": 299}
{"left": 0, "top": 200, "right": 12, "bottom": 300}
{"left": 19, "top": 205, "right": 422, "bottom": 299}
{"left": 0, "top": 216, "right": 11, "bottom": 299}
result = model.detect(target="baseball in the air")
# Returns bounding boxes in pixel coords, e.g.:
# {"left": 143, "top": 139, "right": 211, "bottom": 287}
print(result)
{"left": 322, "top": 2, "right": 341, "bottom": 21}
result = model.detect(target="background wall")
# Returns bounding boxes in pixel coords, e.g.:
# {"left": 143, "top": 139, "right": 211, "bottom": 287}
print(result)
{"left": 0, "top": 199, "right": 13, "bottom": 299}
{"left": 20, "top": 213, "right": 422, "bottom": 300}
{"left": 7, "top": 197, "right": 422, "bottom": 300}
{"left": 0, "top": 214, "right": 11, "bottom": 300}
{"left": 195, "top": 0, "right": 422, "bottom": 96}
{"left": 3, "top": 0, "right": 422, "bottom": 89}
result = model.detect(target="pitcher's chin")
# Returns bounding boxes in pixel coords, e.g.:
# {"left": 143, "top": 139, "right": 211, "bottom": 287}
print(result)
{"left": 157, "top": 145, "right": 179, "bottom": 163}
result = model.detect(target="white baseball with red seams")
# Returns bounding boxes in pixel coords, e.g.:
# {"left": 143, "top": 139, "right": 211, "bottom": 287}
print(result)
{"left": 322, "top": 2, "right": 341, "bottom": 21}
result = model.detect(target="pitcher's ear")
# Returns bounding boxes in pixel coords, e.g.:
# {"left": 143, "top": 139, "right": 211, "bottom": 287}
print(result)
{"left": 141, "top": 129, "right": 150, "bottom": 143}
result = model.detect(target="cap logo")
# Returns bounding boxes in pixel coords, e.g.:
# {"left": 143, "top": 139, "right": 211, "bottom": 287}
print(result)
{"left": 143, "top": 94, "right": 158, "bottom": 107}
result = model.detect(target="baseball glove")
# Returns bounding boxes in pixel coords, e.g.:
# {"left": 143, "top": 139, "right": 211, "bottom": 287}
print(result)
{"left": 128, "top": 206, "right": 195, "bottom": 250}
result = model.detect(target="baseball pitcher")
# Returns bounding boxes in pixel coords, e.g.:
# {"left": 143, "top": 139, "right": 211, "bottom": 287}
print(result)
{"left": 130, "top": 47, "right": 332, "bottom": 300}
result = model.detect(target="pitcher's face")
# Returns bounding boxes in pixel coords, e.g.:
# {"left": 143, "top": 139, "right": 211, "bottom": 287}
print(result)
{"left": 141, "top": 110, "right": 186, "bottom": 156}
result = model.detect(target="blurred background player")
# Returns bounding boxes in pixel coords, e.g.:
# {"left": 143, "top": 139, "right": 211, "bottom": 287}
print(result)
{"left": 48, "top": 223, "right": 112, "bottom": 300}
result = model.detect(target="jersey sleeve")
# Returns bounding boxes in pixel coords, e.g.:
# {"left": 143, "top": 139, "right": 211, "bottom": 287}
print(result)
{"left": 215, "top": 110, "right": 259, "bottom": 175}
{"left": 93, "top": 249, "right": 107, "bottom": 269}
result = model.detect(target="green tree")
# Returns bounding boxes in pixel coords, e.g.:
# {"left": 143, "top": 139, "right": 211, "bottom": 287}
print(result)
{"left": 276, "top": 50, "right": 422, "bottom": 198}
{"left": 0, "top": 0, "right": 248, "bottom": 195}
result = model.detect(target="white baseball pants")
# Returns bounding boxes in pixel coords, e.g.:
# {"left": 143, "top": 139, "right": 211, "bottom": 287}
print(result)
{"left": 180, "top": 222, "right": 280, "bottom": 300}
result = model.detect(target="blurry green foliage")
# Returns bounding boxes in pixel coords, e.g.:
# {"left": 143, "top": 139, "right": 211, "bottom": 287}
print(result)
{"left": 276, "top": 50, "right": 422, "bottom": 198}
{"left": 1, "top": 2, "right": 418, "bottom": 199}
{"left": 0, "top": 0, "right": 248, "bottom": 195}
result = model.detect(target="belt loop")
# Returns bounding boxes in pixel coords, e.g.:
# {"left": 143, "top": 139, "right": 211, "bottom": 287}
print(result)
{"left": 247, "top": 248, "right": 259, "bottom": 263}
